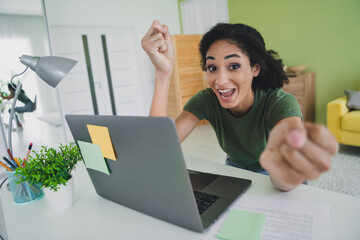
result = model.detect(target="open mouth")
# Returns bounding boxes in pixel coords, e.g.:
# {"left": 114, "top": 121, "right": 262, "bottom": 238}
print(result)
{"left": 218, "top": 89, "right": 235, "bottom": 99}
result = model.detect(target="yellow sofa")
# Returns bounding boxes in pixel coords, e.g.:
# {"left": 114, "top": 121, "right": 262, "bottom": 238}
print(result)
{"left": 327, "top": 94, "right": 360, "bottom": 147}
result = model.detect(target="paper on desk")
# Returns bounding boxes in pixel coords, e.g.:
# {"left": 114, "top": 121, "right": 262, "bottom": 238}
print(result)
{"left": 217, "top": 209, "right": 266, "bottom": 240}
{"left": 87, "top": 124, "right": 116, "bottom": 160}
{"left": 206, "top": 194, "right": 330, "bottom": 240}
{"left": 78, "top": 140, "right": 110, "bottom": 175}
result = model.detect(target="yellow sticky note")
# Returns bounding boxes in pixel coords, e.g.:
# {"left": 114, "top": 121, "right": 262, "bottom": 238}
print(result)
{"left": 87, "top": 124, "right": 116, "bottom": 160}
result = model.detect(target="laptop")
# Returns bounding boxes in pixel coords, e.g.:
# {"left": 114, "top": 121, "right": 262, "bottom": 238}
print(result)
{"left": 65, "top": 115, "right": 251, "bottom": 233}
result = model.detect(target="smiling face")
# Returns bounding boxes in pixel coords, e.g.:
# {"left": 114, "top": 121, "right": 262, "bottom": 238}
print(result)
{"left": 205, "top": 39, "right": 260, "bottom": 117}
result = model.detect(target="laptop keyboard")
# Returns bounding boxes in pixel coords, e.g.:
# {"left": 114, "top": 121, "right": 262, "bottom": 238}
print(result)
{"left": 193, "top": 190, "right": 220, "bottom": 215}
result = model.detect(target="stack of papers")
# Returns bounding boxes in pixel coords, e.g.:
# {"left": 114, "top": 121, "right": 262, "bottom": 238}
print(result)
{"left": 207, "top": 194, "right": 331, "bottom": 240}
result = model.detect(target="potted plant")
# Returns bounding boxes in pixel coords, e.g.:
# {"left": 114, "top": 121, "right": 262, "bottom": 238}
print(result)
{"left": 0, "top": 78, "right": 20, "bottom": 113}
{"left": 0, "top": 81, "right": 8, "bottom": 113}
{"left": 16, "top": 143, "right": 82, "bottom": 210}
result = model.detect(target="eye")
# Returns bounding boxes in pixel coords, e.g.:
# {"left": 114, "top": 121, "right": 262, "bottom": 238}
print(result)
{"left": 207, "top": 65, "right": 217, "bottom": 72}
{"left": 229, "top": 64, "right": 240, "bottom": 70}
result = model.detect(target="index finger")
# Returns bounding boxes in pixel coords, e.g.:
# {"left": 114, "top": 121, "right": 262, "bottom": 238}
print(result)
{"left": 267, "top": 116, "right": 305, "bottom": 150}
{"left": 160, "top": 25, "right": 171, "bottom": 41}
{"left": 305, "top": 122, "right": 339, "bottom": 154}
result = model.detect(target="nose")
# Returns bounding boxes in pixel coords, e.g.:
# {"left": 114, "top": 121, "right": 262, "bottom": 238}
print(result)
{"left": 215, "top": 68, "right": 229, "bottom": 86}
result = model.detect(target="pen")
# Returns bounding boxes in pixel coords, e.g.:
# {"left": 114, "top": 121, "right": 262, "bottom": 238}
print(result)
{"left": 2, "top": 156, "right": 17, "bottom": 170}
{"left": 13, "top": 157, "right": 21, "bottom": 168}
{"left": 24, "top": 143, "right": 33, "bottom": 162}
{"left": 0, "top": 161, "right": 13, "bottom": 171}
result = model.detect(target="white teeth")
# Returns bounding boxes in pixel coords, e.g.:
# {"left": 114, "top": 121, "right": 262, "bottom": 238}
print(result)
{"left": 218, "top": 89, "right": 233, "bottom": 93}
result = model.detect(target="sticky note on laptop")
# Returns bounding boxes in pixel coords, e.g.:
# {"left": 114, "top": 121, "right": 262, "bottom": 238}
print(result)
{"left": 217, "top": 209, "right": 266, "bottom": 240}
{"left": 78, "top": 140, "right": 110, "bottom": 175}
{"left": 87, "top": 124, "right": 116, "bottom": 160}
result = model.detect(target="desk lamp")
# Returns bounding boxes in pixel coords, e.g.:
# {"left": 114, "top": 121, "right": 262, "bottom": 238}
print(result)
{"left": 7, "top": 55, "right": 77, "bottom": 154}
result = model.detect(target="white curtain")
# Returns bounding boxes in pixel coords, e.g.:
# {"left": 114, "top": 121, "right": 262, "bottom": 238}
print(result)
{"left": 181, "top": 0, "right": 229, "bottom": 34}
{"left": 0, "top": 14, "right": 57, "bottom": 113}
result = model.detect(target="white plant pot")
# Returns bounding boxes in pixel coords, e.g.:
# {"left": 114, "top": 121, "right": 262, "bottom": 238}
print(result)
{"left": 43, "top": 176, "right": 74, "bottom": 211}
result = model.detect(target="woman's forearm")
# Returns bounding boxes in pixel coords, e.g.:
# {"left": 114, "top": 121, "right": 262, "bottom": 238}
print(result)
{"left": 142, "top": 21, "right": 175, "bottom": 117}
{"left": 149, "top": 72, "right": 172, "bottom": 116}
{"left": 1, "top": 94, "right": 14, "bottom": 100}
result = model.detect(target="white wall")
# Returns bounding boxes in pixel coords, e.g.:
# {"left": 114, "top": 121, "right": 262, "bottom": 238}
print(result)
{"left": 0, "top": 0, "right": 42, "bottom": 16}
{"left": 0, "top": 0, "right": 59, "bottom": 115}
{"left": 0, "top": 14, "right": 58, "bottom": 114}
{"left": 43, "top": 0, "right": 181, "bottom": 114}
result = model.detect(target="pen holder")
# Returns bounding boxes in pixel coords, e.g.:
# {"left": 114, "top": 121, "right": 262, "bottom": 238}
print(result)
{"left": 6, "top": 171, "right": 44, "bottom": 204}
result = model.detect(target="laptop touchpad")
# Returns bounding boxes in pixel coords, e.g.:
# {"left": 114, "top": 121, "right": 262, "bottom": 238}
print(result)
{"left": 188, "top": 170, "right": 219, "bottom": 191}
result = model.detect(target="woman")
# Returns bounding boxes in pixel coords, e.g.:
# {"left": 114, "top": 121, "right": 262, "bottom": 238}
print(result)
{"left": 141, "top": 20, "right": 338, "bottom": 191}
{"left": 0, "top": 83, "right": 35, "bottom": 128}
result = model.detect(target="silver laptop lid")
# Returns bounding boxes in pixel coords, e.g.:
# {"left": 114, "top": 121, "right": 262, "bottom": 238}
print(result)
{"left": 65, "top": 115, "right": 204, "bottom": 232}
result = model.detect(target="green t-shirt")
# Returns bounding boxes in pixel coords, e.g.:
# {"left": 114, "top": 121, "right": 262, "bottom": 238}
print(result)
{"left": 183, "top": 88, "right": 303, "bottom": 170}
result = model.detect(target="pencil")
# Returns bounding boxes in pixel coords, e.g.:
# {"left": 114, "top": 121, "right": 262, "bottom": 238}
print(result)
{"left": 24, "top": 143, "right": 33, "bottom": 162}
{"left": 13, "top": 157, "right": 21, "bottom": 168}
{"left": 0, "top": 161, "right": 13, "bottom": 171}
{"left": 2, "top": 157, "right": 17, "bottom": 170}
{"left": 7, "top": 148, "right": 14, "bottom": 160}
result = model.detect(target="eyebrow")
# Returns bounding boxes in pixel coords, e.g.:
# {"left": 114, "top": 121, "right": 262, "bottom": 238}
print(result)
{"left": 224, "top": 54, "right": 241, "bottom": 59}
{"left": 206, "top": 54, "right": 241, "bottom": 61}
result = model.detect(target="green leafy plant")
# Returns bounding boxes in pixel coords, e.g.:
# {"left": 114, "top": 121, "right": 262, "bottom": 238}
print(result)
{"left": 0, "top": 71, "right": 20, "bottom": 94}
{"left": 0, "top": 80, "right": 8, "bottom": 103}
{"left": 16, "top": 144, "right": 82, "bottom": 192}
{"left": 0, "top": 79, "right": 14, "bottom": 104}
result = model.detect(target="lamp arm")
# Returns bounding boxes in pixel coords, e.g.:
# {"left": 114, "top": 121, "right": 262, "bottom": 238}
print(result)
{"left": 8, "top": 83, "right": 22, "bottom": 154}
{"left": 10, "top": 67, "right": 28, "bottom": 88}
{"left": 7, "top": 67, "right": 28, "bottom": 154}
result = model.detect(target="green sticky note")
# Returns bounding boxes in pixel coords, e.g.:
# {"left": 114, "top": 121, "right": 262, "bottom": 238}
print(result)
{"left": 217, "top": 210, "right": 266, "bottom": 240}
{"left": 78, "top": 140, "right": 110, "bottom": 175}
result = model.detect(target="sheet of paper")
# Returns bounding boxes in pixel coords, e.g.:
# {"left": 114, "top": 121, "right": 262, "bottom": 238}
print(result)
{"left": 206, "top": 194, "right": 331, "bottom": 240}
{"left": 87, "top": 124, "right": 116, "bottom": 160}
{"left": 78, "top": 140, "right": 110, "bottom": 175}
{"left": 217, "top": 209, "right": 266, "bottom": 240}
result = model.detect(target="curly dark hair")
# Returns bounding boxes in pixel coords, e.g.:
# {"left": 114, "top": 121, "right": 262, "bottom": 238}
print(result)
{"left": 8, "top": 83, "right": 25, "bottom": 94}
{"left": 199, "top": 23, "right": 288, "bottom": 89}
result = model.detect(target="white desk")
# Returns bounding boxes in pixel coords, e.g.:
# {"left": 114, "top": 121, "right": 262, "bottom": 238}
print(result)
{"left": 1, "top": 155, "right": 360, "bottom": 240}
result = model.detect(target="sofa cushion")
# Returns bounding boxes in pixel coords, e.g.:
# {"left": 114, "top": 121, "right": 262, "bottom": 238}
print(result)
{"left": 344, "top": 90, "right": 360, "bottom": 110}
{"left": 342, "top": 110, "right": 360, "bottom": 133}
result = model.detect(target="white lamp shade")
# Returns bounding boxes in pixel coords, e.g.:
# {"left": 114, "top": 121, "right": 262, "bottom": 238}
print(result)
{"left": 20, "top": 55, "right": 78, "bottom": 88}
